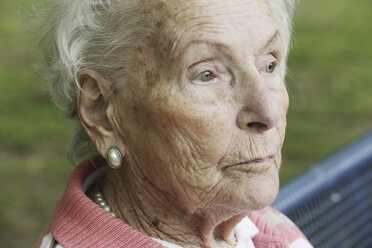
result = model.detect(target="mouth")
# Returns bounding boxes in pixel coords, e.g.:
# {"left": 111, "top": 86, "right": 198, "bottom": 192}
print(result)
{"left": 223, "top": 155, "right": 276, "bottom": 173}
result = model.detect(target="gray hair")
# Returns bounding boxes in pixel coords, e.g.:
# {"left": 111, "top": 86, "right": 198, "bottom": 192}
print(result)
{"left": 37, "top": 0, "right": 295, "bottom": 163}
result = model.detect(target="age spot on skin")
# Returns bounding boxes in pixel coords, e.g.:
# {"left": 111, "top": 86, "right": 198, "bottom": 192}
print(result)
{"left": 156, "top": 21, "right": 163, "bottom": 28}
{"left": 145, "top": 70, "right": 161, "bottom": 88}
{"left": 152, "top": 217, "right": 160, "bottom": 228}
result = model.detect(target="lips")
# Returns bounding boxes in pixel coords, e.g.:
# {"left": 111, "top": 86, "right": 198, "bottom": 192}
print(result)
{"left": 222, "top": 155, "right": 276, "bottom": 173}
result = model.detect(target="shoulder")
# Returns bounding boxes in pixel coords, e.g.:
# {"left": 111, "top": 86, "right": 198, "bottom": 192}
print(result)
{"left": 251, "top": 206, "right": 297, "bottom": 228}
{"left": 248, "top": 206, "right": 313, "bottom": 248}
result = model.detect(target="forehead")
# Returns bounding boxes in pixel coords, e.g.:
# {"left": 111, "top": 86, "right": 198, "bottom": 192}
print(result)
{"left": 150, "top": 0, "right": 272, "bottom": 20}
{"left": 148, "top": 0, "right": 275, "bottom": 56}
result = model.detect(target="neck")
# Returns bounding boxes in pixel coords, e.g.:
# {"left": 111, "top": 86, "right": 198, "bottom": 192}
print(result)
{"left": 101, "top": 165, "right": 246, "bottom": 248}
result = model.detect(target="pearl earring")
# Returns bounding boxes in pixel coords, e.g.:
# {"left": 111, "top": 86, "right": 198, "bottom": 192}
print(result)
{"left": 106, "top": 147, "right": 122, "bottom": 169}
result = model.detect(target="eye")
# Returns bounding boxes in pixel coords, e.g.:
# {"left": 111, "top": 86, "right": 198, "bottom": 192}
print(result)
{"left": 264, "top": 61, "right": 277, "bottom": 73}
{"left": 194, "top": 71, "right": 215, "bottom": 82}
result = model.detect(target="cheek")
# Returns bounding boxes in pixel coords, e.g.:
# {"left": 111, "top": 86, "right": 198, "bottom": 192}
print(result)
{"left": 278, "top": 88, "right": 289, "bottom": 139}
{"left": 133, "top": 99, "right": 235, "bottom": 210}
{"left": 271, "top": 84, "right": 289, "bottom": 142}
{"left": 165, "top": 93, "right": 234, "bottom": 163}
{"left": 116, "top": 70, "right": 237, "bottom": 203}
{"left": 153, "top": 91, "right": 235, "bottom": 194}
{"left": 246, "top": 167, "right": 279, "bottom": 209}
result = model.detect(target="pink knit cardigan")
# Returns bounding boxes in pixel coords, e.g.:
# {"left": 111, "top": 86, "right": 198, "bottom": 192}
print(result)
{"left": 34, "top": 157, "right": 312, "bottom": 248}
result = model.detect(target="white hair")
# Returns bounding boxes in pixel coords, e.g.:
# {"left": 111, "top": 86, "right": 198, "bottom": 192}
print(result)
{"left": 268, "top": 0, "right": 296, "bottom": 74}
{"left": 37, "top": 0, "right": 295, "bottom": 162}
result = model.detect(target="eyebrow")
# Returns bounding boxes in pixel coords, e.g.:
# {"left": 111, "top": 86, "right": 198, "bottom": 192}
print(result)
{"left": 178, "top": 29, "right": 281, "bottom": 59}
{"left": 257, "top": 30, "right": 280, "bottom": 55}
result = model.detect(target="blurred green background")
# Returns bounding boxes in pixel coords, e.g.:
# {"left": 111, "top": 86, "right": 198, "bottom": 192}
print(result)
{"left": 0, "top": 0, "right": 371, "bottom": 247}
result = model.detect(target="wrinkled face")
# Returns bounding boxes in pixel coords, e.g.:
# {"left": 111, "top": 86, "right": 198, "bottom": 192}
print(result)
{"left": 112, "top": 0, "right": 289, "bottom": 213}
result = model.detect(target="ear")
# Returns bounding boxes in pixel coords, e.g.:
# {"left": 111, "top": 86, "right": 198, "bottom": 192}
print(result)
{"left": 76, "top": 69, "right": 120, "bottom": 158}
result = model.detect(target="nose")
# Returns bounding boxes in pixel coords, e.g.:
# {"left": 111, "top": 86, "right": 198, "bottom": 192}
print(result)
{"left": 236, "top": 83, "right": 282, "bottom": 133}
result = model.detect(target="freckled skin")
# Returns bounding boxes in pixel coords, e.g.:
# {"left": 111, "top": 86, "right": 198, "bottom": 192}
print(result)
{"left": 98, "top": 0, "right": 289, "bottom": 247}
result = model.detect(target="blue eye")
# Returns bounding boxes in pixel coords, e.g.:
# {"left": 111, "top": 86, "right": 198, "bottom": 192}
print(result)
{"left": 195, "top": 71, "right": 215, "bottom": 82}
{"left": 265, "top": 62, "right": 276, "bottom": 73}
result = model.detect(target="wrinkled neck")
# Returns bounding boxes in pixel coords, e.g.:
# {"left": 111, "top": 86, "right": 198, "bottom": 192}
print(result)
{"left": 101, "top": 164, "right": 246, "bottom": 248}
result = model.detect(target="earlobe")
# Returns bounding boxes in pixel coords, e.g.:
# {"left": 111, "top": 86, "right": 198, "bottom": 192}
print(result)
{"left": 76, "top": 69, "right": 117, "bottom": 158}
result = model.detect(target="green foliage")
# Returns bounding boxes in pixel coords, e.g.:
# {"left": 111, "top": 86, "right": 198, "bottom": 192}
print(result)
{"left": 0, "top": 1, "right": 75, "bottom": 247}
{"left": 281, "top": 0, "right": 372, "bottom": 181}
{"left": 0, "top": 0, "right": 371, "bottom": 247}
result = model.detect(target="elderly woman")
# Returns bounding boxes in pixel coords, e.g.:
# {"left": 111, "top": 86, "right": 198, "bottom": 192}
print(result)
{"left": 35, "top": 0, "right": 313, "bottom": 247}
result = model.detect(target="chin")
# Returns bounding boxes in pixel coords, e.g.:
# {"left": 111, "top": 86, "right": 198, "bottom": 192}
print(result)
{"left": 249, "top": 182, "right": 279, "bottom": 211}
{"left": 234, "top": 166, "right": 280, "bottom": 212}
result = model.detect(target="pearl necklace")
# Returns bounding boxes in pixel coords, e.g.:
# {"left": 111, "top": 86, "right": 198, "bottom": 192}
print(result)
{"left": 94, "top": 192, "right": 117, "bottom": 217}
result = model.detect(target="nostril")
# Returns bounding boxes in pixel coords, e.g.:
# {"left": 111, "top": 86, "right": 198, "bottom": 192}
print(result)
{"left": 247, "top": 122, "right": 268, "bottom": 130}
